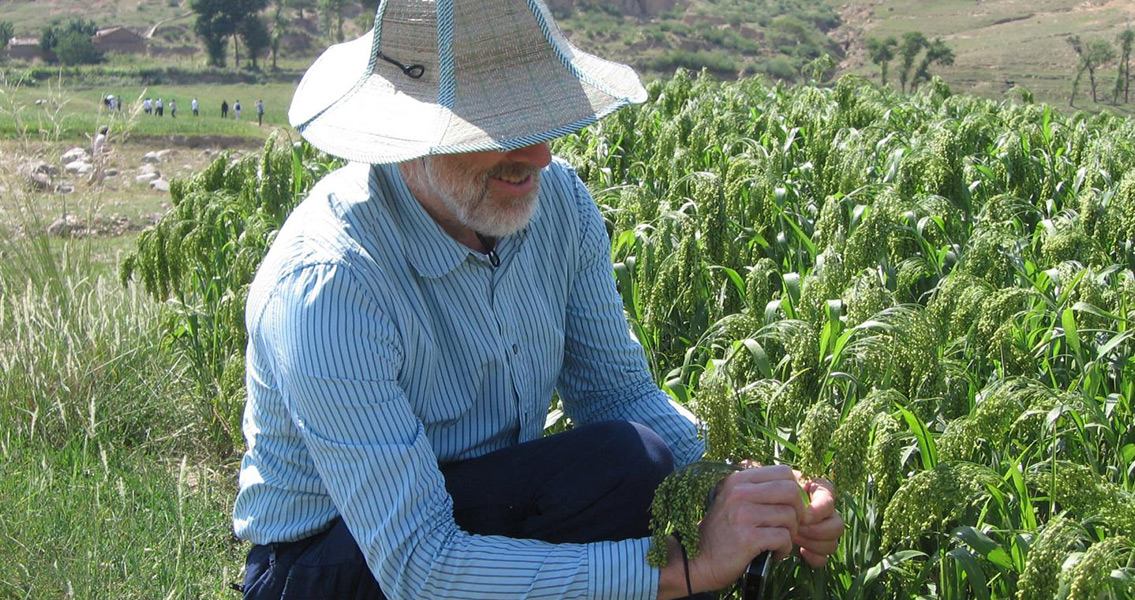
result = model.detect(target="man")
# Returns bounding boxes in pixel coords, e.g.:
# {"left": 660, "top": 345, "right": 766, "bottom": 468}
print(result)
{"left": 234, "top": 1, "right": 844, "bottom": 599}
{"left": 156, "top": 97, "right": 164, "bottom": 117}
{"left": 192, "top": 97, "right": 199, "bottom": 117}
{"left": 170, "top": 99, "right": 177, "bottom": 118}
{"left": 222, "top": 99, "right": 229, "bottom": 119}
{"left": 234, "top": 99, "right": 242, "bottom": 120}
{"left": 255, "top": 99, "right": 264, "bottom": 126}
{"left": 88, "top": 125, "right": 110, "bottom": 186}
{"left": 143, "top": 97, "right": 152, "bottom": 116}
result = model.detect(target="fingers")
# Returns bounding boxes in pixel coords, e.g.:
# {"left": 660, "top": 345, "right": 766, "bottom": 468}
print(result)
{"left": 735, "top": 501, "right": 800, "bottom": 539}
{"left": 801, "top": 479, "right": 836, "bottom": 525}
{"left": 798, "top": 514, "right": 845, "bottom": 545}
{"left": 795, "top": 513, "right": 845, "bottom": 566}
{"left": 798, "top": 547, "right": 831, "bottom": 568}
{"left": 729, "top": 478, "right": 809, "bottom": 524}
{"left": 747, "top": 526, "right": 795, "bottom": 562}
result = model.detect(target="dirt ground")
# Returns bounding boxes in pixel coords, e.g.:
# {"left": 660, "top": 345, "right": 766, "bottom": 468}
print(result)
{"left": 0, "top": 135, "right": 263, "bottom": 240}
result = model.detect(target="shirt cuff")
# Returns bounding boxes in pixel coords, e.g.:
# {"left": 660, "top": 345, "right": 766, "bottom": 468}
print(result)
{"left": 587, "top": 537, "right": 658, "bottom": 600}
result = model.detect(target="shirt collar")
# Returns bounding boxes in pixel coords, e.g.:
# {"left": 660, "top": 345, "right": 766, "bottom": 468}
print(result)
{"left": 374, "top": 163, "right": 470, "bottom": 278}
{"left": 373, "top": 163, "right": 537, "bottom": 279}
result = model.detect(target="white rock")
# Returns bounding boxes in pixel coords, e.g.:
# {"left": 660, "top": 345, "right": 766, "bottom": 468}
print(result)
{"left": 23, "top": 161, "right": 59, "bottom": 177}
{"left": 61, "top": 147, "right": 89, "bottom": 163}
{"left": 135, "top": 173, "right": 160, "bottom": 184}
{"left": 104, "top": 168, "right": 119, "bottom": 177}
{"left": 151, "top": 179, "right": 171, "bottom": 193}
{"left": 26, "top": 172, "right": 53, "bottom": 191}
{"left": 64, "top": 160, "right": 93, "bottom": 175}
{"left": 55, "top": 183, "right": 75, "bottom": 194}
{"left": 141, "top": 151, "right": 162, "bottom": 164}
{"left": 47, "top": 215, "right": 83, "bottom": 237}
{"left": 137, "top": 163, "right": 159, "bottom": 176}
{"left": 155, "top": 149, "right": 173, "bottom": 159}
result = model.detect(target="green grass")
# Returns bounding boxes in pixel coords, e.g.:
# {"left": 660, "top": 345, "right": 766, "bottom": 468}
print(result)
{"left": 0, "top": 159, "right": 248, "bottom": 597}
{"left": 0, "top": 76, "right": 300, "bottom": 141}
{"left": 0, "top": 442, "right": 243, "bottom": 600}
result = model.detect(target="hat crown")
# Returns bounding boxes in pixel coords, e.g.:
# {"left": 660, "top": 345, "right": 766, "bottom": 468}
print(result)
{"left": 289, "top": 0, "right": 646, "bottom": 164}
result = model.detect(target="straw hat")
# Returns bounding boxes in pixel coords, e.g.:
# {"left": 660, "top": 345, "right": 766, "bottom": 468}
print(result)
{"left": 288, "top": 0, "right": 647, "bottom": 164}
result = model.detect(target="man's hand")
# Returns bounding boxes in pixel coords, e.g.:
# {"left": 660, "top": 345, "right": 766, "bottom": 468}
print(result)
{"left": 794, "top": 476, "right": 844, "bottom": 567}
{"left": 658, "top": 465, "right": 802, "bottom": 599}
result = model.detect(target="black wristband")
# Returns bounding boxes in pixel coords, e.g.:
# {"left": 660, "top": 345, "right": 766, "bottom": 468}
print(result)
{"left": 673, "top": 533, "right": 693, "bottom": 598}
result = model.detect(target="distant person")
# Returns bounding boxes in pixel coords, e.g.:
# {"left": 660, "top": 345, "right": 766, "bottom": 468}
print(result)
{"left": 221, "top": 99, "right": 229, "bottom": 119}
{"left": 256, "top": 99, "right": 264, "bottom": 126}
{"left": 170, "top": 99, "right": 178, "bottom": 118}
{"left": 234, "top": 99, "right": 242, "bottom": 121}
{"left": 143, "top": 98, "right": 152, "bottom": 115}
{"left": 156, "top": 97, "right": 164, "bottom": 117}
{"left": 88, "top": 125, "right": 110, "bottom": 186}
{"left": 192, "top": 97, "right": 199, "bottom": 117}
{"left": 92, "top": 125, "right": 109, "bottom": 157}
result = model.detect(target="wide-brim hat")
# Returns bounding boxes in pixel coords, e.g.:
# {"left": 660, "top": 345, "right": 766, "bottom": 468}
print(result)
{"left": 288, "top": 0, "right": 647, "bottom": 164}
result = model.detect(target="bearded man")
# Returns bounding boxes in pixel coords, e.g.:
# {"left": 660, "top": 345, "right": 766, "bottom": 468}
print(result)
{"left": 232, "top": 1, "right": 844, "bottom": 599}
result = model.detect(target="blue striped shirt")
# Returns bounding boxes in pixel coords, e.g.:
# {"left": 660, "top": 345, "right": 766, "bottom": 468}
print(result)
{"left": 233, "top": 158, "right": 704, "bottom": 600}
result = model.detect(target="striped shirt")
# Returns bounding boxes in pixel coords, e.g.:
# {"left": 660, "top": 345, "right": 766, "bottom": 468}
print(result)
{"left": 233, "top": 158, "right": 704, "bottom": 600}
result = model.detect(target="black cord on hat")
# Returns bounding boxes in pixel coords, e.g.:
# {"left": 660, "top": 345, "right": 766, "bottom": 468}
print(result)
{"left": 377, "top": 52, "right": 425, "bottom": 79}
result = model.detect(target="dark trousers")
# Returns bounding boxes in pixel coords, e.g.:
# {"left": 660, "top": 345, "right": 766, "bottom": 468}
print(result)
{"left": 242, "top": 420, "right": 693, "bottom": 599}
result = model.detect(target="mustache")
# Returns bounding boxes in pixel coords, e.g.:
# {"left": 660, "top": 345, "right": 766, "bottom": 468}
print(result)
{"left": 487, "top": 164, "right": 542, "bottom": 181}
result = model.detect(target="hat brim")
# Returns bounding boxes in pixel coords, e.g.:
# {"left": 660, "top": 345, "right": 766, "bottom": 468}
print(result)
{"left": 289, "top": 26, "right": 645, "bottom": 164}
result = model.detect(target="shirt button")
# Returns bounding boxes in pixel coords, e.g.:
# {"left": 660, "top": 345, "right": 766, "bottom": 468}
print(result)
{"left": 512, "top": 344, "right": 520, "bottom": 354}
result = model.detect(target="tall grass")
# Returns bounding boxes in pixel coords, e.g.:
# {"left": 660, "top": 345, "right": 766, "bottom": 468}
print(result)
{"left": 0, "top": 159, "right": 244, "bottom": 598}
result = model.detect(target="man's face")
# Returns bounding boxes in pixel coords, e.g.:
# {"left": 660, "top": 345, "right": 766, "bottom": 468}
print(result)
{"left": 417, "top": 143, "right": 552, "bottom": 238}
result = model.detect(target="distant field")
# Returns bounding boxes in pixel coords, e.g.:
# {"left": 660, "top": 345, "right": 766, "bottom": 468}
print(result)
{"left": 0, "top": 80, "right": 300, "bottom": 141}
{"left": 0, "top": 0, "right": 194, "bottom": 36}
{"left": 832, "top": 0, "right": 1135, "bottom": 113}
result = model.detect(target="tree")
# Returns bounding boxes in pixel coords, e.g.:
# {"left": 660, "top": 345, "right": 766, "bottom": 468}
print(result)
{"left": 39, "top": 19, "right": 101, "bottom": 65}
{"left": 292, "top": 0, "right": 316, "bottom": 20}
{"left": 241, "top": 16, "right": 271, "bottom": 69}
{"left": 192, "top": 0, "right": 237, "bottom": 67}
{"left": 0, "top": 21, "right": 14, "bottom": 50}
{"left": 898, "top": 31, "right": 928, "bottom": 93}
{"left": 1084, "top": 38, "right": 1116, "bottom": 103}
{"left": 911, "top": 38, "right": 954, "bottom": 89}
{"left": 321, "top": 0, "right": 345, "bottom": 43}
{"left": 1068, "top": 35, "right": 1085, "bottom": 106}
{"left": 1069, "top": 36, "right": 1116, "bottom": 105}
{"left": 190, "top": 0, "right": 268, "bottom": 68}
{"left": 866, "top": 36, "right": 898, "bottom": 87}
{"left": 270, "top": 0, "right": 288, "bottom": 70}
{"left": 54, "top": 30, "right": 102, "bottom": 65}
{"left": 1116, "top": 27, "right": 1134, "bottom": 104}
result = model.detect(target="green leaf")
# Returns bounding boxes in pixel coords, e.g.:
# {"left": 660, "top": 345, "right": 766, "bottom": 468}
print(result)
{"left": 947, "top": 547, "right": 991, "bottom": 600}
{"left": 899, "top": 405, "right": 937, "bottom": 470}
{"left": 951, "top": 526, "right": 1014, "bottom": 570}
{"left": 1061, "top": 308, "right": 1082, "bottom": 359}
{"left": 736, "top": 339, "right": 772, "bottom": 379}
{"left": 849, "top": 550, "right": 926, "bottom": 598}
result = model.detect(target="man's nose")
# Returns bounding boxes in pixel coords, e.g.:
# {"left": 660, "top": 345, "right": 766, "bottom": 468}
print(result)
{"left": 505, "top": 143, "right": 552, "bottom": 169}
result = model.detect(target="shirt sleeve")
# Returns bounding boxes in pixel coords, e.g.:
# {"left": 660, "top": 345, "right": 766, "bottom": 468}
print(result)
{"left": 554, "top": 169, "right": 705, "bottom": 468}
{"left": 259, "top": 260, "right": 660, "bottom": 600}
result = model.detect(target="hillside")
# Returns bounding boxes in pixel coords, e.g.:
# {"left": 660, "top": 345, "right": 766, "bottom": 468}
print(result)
{"left": 832, "top": 0, "right": 1135, "bottom": 112}
{"left": 3, "top": 0, "right": 1135, "bottom": 112}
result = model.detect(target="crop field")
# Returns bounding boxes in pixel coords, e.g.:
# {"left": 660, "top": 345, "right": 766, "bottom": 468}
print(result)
{"left": 3, "top": 71, "right": 1135, "bottom": 598}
